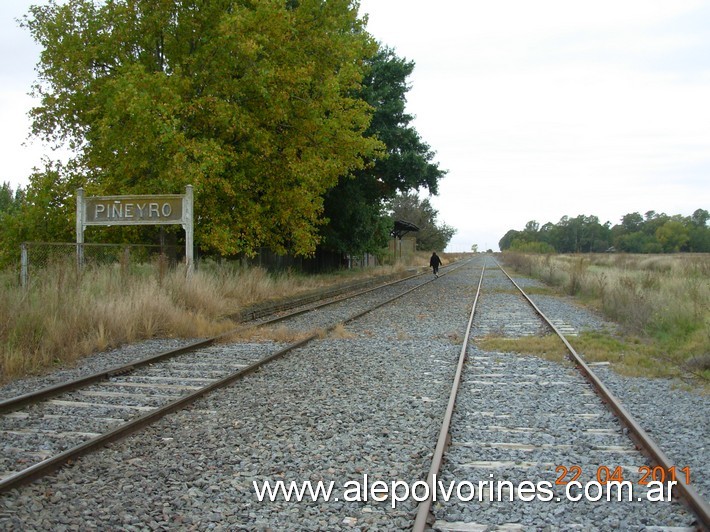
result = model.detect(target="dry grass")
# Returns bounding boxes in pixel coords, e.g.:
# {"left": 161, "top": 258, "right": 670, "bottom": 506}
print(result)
{"left": 474, "top": 332, "right": 710, "bottom": 392}
{"left": 500, "top": 252, "right": 710, "bottom": 385}
{"left": 329, "top": 324, "right": 356, "bottom": 339}
{"left": 0, "top": 262, "right": 237, "bottom": 381}
{"left": 0, "top": 252, "right": 459, "bottom": 383}
{"left": 221, "top": 325, "right": 316, "bottom": 344}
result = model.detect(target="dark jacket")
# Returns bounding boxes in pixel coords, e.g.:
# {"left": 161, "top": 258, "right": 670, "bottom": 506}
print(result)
{"left": 430, "top": 253, "right": 442, "bottom": 267}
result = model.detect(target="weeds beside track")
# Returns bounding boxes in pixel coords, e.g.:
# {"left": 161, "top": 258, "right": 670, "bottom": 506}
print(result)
{"left": 500, "top": 252, "right": 710, "bottom": 384}
{"left": 1, "top": 252, "right": 462, "bottom": 382}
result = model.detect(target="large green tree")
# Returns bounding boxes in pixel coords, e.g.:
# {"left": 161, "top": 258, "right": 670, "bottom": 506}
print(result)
{"left": 23, "top": 0, "right": 383, "bottom": 256}
{"left": 655, "top": 218, "right": 690, "bottom": 252}
{"left": 387, "top": 191, "right": 455, "bottom": 251}
{"left": 552, "top": 215, "right": 610, "bottom": 253}
{"left": 689, "top": 208, "right": 710, "bottom": 252}
{"left": 320, "top": 47, "right": 446, "bottom": 255}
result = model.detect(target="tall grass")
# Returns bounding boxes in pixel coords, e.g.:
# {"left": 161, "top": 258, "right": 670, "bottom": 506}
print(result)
{"left": 501, "top": 252, "right": 710, "bottom": 380}
{"left": 0, "top": 260, "right": 231, "bottom": 380}
{"left": 0, "top": 251, "right": 448, "bottom": 382}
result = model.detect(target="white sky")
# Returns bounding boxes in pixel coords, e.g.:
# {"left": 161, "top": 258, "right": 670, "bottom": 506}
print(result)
{"left": 360, "top": 0, "right": 710, "bottom": 251}
{"left": 1, "top": 2, "right": 46, "bottom": 186}
{"left": 2, "top": 1, "right": 709, "bottom": 251}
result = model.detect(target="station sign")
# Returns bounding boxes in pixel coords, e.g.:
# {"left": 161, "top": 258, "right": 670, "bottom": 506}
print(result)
{"left": 76, "top": 186, "right": 194, "bottom": 272}
{"left": 84, "top": 195, "right": 184, "bottom": 225}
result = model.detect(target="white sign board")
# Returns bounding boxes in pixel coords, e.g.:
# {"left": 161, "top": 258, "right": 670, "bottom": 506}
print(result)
{"left": 85, "top": 195, "right": 184, "bottom": 225}
{"left": 76, "top": 186, "right": 194, "bottom": 271}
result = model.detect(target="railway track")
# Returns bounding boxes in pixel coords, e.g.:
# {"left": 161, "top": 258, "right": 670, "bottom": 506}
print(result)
{"left": 0, "top": 260, "right": 465, "bottom": 493}
{"left": 415, "top": 257, "right": 709, "bottom": 530}
{"left": 1, "top": 256, "right": 706, "bottom": 530}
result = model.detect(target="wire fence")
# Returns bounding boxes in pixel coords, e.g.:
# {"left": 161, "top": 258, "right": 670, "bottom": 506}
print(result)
{"left": 20, "top": 242, "right": 180, "bottom": 288}
{"left": 17, "top": 241, "right": 388, "bottom": 288}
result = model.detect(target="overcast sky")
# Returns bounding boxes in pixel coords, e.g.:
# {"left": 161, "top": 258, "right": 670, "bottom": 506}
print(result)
{"left": 2, "top": 1, "right": 709, "bottom": 251}
{"left": 1, "top": 2, "right": 44, "bottom": 188}
{"left": 360, "top": 0, "right": 710, "bottom": 251}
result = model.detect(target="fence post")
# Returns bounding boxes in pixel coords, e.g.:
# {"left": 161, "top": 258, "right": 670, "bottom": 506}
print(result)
{"left": 76, "top": 188, "right": 85, "bottom": 271}
{"left": 20, "top": 243, "right": 28, "bottom": 289}
{"left": 183, "top": 185, "right": 194, "bottom": 276}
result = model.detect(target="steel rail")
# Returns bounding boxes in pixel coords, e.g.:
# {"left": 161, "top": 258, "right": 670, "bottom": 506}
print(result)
{"left": 412, "top": 263, "right": 486, "bottom": 531}
{"left": 496, "top": 261, "right": 710, "bottom": 529}
{"left": 0, "top": 260, "right": 463, "bottom": 493}
{"left": 248, "top": 261, "right": 464, "bottom": 326}
{"left": 0, "top": 336, "right": 314, "bottom": 491}
{"left": 0, "top": 262, "right": 460, "bottom": 415}
{"left": 233, "top": 265, "right": 431, "bottom": 322}
{"left": 0, "top": 337, "right": 215, "bottom": 415}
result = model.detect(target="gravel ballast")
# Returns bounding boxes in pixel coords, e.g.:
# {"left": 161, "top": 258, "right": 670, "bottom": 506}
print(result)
{"left": 0, "top": 257, "right": 707, "bottom": 530}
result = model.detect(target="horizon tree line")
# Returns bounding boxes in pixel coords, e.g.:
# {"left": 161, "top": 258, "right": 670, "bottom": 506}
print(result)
{"left": 499, "top": 209, "right": 710, "bottom": 253}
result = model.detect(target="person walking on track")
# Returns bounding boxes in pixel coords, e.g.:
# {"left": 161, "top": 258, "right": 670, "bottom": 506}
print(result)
{"left": 430, "top": 251, "right": 442, "bottom": 277}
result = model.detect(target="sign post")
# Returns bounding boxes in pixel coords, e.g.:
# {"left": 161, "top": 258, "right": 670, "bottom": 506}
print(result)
{"left": 76, "top": 188, "right": 85, "bottom": 270}
{"left": 76, "top": 186, "right": 194, "bottom": 273}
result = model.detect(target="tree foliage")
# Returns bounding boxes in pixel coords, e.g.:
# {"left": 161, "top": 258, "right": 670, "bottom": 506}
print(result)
{"left": 0, "top": 164, "right": 82, "bottom": 266}
{"left": 359, "top": 48, "right": 444, "bottom": 196}
{"left": 499, "top": 209, "right": 710, "bottom": 253}
{"left": 320, "top": 47, "right": 446, "bottom": 255}
{"left": 0, "top": 182, "right": 25, "bottom": 265}
{"left": 23, "top": 0, "right": 383, "bottom": 256}
{"left": 387, "top": 191, "right": 455, "bottom": 251}
{"left": 0, "top": 182, "right": 23, "bottom": 216}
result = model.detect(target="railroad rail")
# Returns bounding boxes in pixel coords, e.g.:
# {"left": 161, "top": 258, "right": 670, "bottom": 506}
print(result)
{"left": 0, "top": 260, "right": 466, "bottom": 493}
{"left": 0, "top": 262, "right": 458, "bottom": 416}
{"left": 414, "top": 257, "right": 710, "bottom": 530}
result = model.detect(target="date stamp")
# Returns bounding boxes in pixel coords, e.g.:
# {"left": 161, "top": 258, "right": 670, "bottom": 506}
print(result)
{"left": 555, "top": 465, "right": 691, "bottom": 485}
{"left": 550, "top": 465, "right": 690, "bottom": 503}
